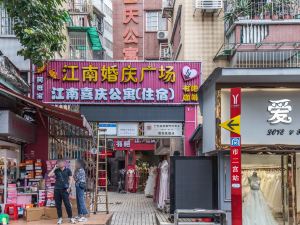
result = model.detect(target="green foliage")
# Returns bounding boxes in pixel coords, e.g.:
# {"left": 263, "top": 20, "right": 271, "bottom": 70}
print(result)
{"left": 1, "top": 0, "right": 67, "bottom": 67}
{"left": 224, "top": 0, "right": 252, "bottom": 24}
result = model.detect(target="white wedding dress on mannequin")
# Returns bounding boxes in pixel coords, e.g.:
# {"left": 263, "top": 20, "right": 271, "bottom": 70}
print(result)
{"left": 243, "top": 172, "right": 278, "bottom": 225}
{"left": 158, "top": 160, "right": 169, "bottom": 209}
{"left": 144, "top": 166, "right": 157, "bottom": 197}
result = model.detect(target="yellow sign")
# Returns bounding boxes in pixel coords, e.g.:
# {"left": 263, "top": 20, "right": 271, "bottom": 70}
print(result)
{"left": 219, "top": 115, "right": 241, "bottom": 135}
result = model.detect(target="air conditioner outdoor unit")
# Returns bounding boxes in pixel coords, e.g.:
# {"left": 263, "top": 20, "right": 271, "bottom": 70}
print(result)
{"left": 195, "top": 0, "right": 223, "bottom": 11}
{"left": 157, "top": 31, "right": 168, "bottom": 40}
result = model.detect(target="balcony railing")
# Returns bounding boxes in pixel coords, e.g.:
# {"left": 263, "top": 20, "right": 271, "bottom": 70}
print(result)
{"left": 233, "top": 50, "right": 300, "bottom": 68}
{"left": 162, "top": 0, "right": 174, "bottom": 18}
{"left": 224, "top": 0, "right": 300, "bottom": 30}
{"left": 214, "top": 42, "right": 300, "bottom": 68}
{"left": 68, "top": 0, "right": 92, "bottom": 14}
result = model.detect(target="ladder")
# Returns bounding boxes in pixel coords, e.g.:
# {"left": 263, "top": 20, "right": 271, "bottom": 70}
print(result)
{"left": 93, "top": 128, "right": 109, "bottom": 214}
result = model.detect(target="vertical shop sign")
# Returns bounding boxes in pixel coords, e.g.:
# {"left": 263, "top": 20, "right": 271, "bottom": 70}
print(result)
{"left": 219, "top": 88, "right": 242, "bottom": 225}
{"left": 230, "top": 88, "right": 242, "bottom": 225}
{"left": 123, "top": 0, "right": 139, "bottom": 60}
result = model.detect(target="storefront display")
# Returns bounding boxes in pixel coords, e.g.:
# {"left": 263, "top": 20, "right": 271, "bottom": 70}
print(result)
{"left": 242, "top": 154, "right": 287, "bottom": 225}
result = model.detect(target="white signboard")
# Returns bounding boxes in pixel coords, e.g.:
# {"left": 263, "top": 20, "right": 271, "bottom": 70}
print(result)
{"left": 221, "top": 89, "right": 300, "bottom": 145}
{"left": 98, "top": 123, "right": 117, "bottom": 135}
{"left": 117, "top": 123, "right": 139, "bottom": 137}
{"left": 144, "top": 123, "right": 183, "bottom": 137}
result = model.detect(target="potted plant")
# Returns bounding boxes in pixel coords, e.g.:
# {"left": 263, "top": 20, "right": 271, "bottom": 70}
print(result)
{"left": 224, "top": 0, "right": 252, "bottom": 23}
{"left": 263, "top": 2, "right": 272, "bottom": 19}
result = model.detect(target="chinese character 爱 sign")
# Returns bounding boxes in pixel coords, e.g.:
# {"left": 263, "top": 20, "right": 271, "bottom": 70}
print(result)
{"left": 35, "top": 61, "right": 201, "bottom": 104}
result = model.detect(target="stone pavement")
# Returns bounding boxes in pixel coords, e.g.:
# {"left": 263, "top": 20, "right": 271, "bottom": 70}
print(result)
{"left": 108, "top": 192, "right": 161, "bottom": 225}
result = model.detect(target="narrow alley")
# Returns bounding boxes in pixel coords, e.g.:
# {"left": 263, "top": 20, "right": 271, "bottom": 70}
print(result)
{"left": 108, "top": 192, "right": 164, "bottom": 225}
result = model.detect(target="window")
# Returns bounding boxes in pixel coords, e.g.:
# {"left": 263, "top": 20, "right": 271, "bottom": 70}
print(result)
{"left": 0, "top": 4, "right": 14, "bottom": 35}
{"left": 69, "top": 31, "right": 92, "bottom": 59}
{"left": 104, "top": 4, "right": 112, "bottom": 18}
{"left": 104, "top": 21, "right": 112, "bottom": 34}
{"left": 146, "top": 11, "right": 167, "bottom": 32}
{"left": 95, "top": 16, "right": 104, "bottom": 34}
{"left": 104, "top": 37, "right": 113, "bottom": 50}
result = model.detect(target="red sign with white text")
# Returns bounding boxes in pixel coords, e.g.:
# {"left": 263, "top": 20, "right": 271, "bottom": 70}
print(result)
{"left": 230, "top": 88, "right": 242, "bottom": 225}
{"left": 114, "top": 139, "right": 155, "bottom": 151}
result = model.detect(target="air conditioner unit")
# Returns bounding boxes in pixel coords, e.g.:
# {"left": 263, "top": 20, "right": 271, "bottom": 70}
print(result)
{"left": 157, "top": 31, "right": 168, "bottom": 41}
{"left": 195, "top": 0, "right": 223, "bottom": 11}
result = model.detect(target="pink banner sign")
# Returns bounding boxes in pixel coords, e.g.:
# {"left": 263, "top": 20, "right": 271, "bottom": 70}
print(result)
{"left": 34, "top": 61, "right": 201, "bottom": 104}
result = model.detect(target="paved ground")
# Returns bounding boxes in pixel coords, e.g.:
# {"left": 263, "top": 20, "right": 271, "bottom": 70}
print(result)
{"left": 108, "top": 192, "right": 159, "bottom": 225}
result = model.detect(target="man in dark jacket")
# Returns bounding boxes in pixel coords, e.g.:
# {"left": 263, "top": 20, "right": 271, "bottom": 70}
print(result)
{"left": 49, "top": 159, "right": 75, "bottom": 224}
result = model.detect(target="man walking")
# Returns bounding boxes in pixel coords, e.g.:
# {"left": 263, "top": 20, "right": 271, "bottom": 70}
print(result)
{"left": 49, "top": 159, "right": 76, "bottom": 224}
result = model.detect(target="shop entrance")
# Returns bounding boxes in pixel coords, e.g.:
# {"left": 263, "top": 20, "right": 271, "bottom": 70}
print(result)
{"left": 242, "top": 153, "right": 297, "bottom": 225}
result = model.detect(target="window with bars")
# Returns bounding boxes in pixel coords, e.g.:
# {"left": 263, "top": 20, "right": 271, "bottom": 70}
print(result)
{"left": 69, "top": 31, "right": 92, "bottom": 59}
{"left": 0, "top": 5, "right": 14, "bottom": 35}
{"left": 145, "top": 11, "right": 167, "bottom": 32}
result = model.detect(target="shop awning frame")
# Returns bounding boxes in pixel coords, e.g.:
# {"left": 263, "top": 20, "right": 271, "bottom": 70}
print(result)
{"left": 0, "top": 85, "right": 93, "bottom": 136}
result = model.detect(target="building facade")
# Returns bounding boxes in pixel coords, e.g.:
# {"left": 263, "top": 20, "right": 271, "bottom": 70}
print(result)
{"left": 162, "top": 0, "right": 226, "bottom": 80}
{"left": 189, "top": 0, "right": 300, "bottom": 224}
{"left": 113, "top": 0, "right": 168, "bottom": 60}
{"left": 0, "top": 4, "right": 31, "bottom": 86}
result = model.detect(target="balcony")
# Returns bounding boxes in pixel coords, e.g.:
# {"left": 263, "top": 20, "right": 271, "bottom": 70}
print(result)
{"left": 68, "top": 0, "right": 92, "bottom": 15}
{"left": 224, "top": 0, "right": 300, "bottom": 31}
{"left": 162, "top": 0, "right": 175, "bottom": 18}
{"left": 215, "top": 42, "right": 300, "bottom": 68}
{"left": 195, "top": 0, "right": 223, "bottom": 12}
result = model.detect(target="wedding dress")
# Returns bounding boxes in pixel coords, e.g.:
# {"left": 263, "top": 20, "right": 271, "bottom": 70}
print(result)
{"left": 127, "top": 169, "right": 135, "bottom": 192}
{"left": 243, "top": 173, "right": 278, "bottom": 225}
{"left": 158, "top": 160, "right": 169, "bottom": 209}
{"left": 144, "top": 166, "right": 157, "bottom": 197}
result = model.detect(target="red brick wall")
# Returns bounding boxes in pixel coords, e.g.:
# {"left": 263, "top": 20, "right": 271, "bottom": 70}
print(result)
{"left": 113, "top": 0, "right": 161, "bottom": 60}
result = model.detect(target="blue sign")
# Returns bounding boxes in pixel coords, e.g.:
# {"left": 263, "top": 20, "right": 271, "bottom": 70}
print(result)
{"left": 98, "top": 123, "right": 117, "bottom": 135}
{"left": 231, "top": 137, "right": 241, "bottom": 147}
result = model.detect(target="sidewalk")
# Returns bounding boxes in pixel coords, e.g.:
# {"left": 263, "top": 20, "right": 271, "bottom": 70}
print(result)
{"left": 108, "top": 192, "right": 158, "bottom": 225}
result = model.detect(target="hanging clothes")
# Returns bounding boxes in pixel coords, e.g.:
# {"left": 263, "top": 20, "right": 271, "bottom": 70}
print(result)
{"left": 144, "top": 166, "right": 157, "bottom": 197}
{"left": 157, "top": 160, "right": 169, "bottom": 210}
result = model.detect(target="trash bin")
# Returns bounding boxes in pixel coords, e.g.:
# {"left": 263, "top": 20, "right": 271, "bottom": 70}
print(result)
{"left": 174, "top": 209, "right": 226, "bottom": 225}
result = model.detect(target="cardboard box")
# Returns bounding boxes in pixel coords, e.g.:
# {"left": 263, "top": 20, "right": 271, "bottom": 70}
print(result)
{"left": 25, "top": 207, "right": 45, "bottom": 222}
{"left": 44, "top": 207, "right": 57, "bottom": 220}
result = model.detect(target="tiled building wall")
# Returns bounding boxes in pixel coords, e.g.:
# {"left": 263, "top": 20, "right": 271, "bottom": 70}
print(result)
{"left": 113, "top": 0, "right": 161, "bottom": 60}
{"left": 170, "top": 0, "right": 227, "bottom": 81}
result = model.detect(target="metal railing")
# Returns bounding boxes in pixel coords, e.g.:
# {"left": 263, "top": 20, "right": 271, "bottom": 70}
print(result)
{"left": 215, "top": 42, "right": 300, "bottom": 68}
{"left": 225, "top": 0, "right": 300, "bottom": 30}
{"left": 69, "top": 31, "right": 93, "bottom": 60}
{"left": 233, "top": 50, "right": 300, "bottom": 68}
{"left": 68, "top": 0, "right": 92, "bottom": 14}
{"left": 0, "top": 4, "right": 14, "bottom": 36}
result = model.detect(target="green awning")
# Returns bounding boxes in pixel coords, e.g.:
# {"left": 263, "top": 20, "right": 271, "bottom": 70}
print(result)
{"left": 68, "top": 26, "right": 103, "bottom": 51}
{"left": 64, "top": 12, "right": 73, "bottom": 26}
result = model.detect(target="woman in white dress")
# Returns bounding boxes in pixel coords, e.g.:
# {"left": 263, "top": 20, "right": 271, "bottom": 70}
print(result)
{"left": 144, "top": 166, "right": 157, "bottom": 197}
{"left": 158, "top": 160, "right": 169, "bottom": 209}
{"left": 243, "top": 172, "right": 278, "bottom": 225}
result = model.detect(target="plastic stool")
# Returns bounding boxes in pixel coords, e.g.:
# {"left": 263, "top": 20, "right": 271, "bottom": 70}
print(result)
{"left": 4, "top": 204, "right": 21, "bottom": 220}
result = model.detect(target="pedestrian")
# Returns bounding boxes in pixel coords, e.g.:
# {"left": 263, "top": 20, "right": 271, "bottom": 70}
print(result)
{"left": 48, "top": 159, "right": 76, "bottom": 224}
{"left": 74, "top": 159, "right": 88, "bottom": 222}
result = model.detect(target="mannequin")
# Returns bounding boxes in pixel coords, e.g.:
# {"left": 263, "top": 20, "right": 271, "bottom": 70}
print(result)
{"left": 243, "top": 172, "right": 278, "bottom": 225}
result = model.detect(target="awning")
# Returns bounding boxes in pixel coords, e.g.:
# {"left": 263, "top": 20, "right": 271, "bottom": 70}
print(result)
{"left": 68, "top": 26, "right": 103, "bottom": 51}
{"left": 189, "top": 124, "right": 202, "bottom": 143}
{"left": 0, "top": 85, "right": 93, "bottom": 136}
